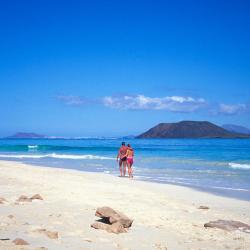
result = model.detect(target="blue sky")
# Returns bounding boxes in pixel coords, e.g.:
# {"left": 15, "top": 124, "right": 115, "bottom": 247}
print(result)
{"left": 0, "top": 0, "right": 250, "bottom": 137}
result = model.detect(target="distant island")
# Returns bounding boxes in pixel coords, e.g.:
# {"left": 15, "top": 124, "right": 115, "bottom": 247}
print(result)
{"left": 3, "top": 133, "right": 134, "bottom": 140}
{"left": 4, "top": 123, "right": 250, "bottom": 139}
{"left": 222, "top": 124, "right": 250, "bottom": 135}
{"left": 5, "top": 132, "right": 46, "bottom": 139}
{"left": 137, "top": 121, "right": 250, "bottom": 139}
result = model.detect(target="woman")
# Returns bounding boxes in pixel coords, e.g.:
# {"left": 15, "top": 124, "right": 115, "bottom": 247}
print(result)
{"left": 125, "top": 144, "right": 134, "bottom": 178}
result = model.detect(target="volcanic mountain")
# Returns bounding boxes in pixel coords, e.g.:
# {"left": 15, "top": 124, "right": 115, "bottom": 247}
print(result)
{"left": 222, "top": 124, "right": 250, "bottom": 135}
{"left": 137, "top": 121, "right": 250, "bottom": 139}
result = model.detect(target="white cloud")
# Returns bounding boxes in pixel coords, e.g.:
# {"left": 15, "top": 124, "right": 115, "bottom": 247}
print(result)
{"left": 218, "top": 103, "right": 247, "bottom": 115}
{"left": 57, "top": 94, "right": 249, "bottom": 116}
{"left": 57, "top": 95, "right": 88, "bottom": 105}
{"left": 103, "top": 95, "right": 206, "bottom": 112}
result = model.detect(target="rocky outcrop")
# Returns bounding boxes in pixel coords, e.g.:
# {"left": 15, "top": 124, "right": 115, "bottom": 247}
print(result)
{"left": 204, "top": 220, "right": 250, "bottom": 233}
{"left": 91, "top": 207, "right": 133, "bottom": 234}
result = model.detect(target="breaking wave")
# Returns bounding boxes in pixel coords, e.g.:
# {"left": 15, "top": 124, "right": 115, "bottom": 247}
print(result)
{"left": 228, "top": 162, "right": 250, "bottom": 170}
{"left": 0, "top": 153, "right": 114, "bottom": 160}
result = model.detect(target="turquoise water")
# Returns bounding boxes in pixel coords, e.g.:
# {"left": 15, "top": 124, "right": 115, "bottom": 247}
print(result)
{"left": 0, "top": 138, "right": 250, "bottom": 200}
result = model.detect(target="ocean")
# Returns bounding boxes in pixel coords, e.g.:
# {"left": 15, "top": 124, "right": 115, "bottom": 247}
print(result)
{"left": 0, "top": 138, "right": 250, "bottom": 201}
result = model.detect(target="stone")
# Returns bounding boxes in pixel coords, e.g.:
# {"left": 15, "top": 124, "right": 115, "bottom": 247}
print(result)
{"left": 45, "top": 230, "right": 58, "bottom": 239}
{"left": 198, "top": 205, "right": 209, "bottom": 210}
{"left": 0, "top": 197, "right": 7, "bottom": 204}
{"left": 95, "top": 206, "right": 133, "bottom": 228}
{"left": 35, "top": 229, "right": 58, "bottom": 239}
{"left": 30, "top": 194, "right": 44, "bottom": 200}
{"left": 109, "top": 222, "right": 127, "bottom": 234}
{"left": 8, "top": 215, "right": 14, "bottom": 219}
{"left": 91, "top": 222, "right": 127, "bottom": 234}
{"left": 91, "top": 222, "right": 111, "bottom": 231}
{"left": 16, "top": 195, "right": 32, "bottom": 202}
{"left": 35, "top": 229, "right": 46, "bottom": 233}
{"left": 12, "top": 238, "right": 29, "bottom": 245}
{"left": 91, "top": 207, "right": 132, "bottom": 234}
{"left": 204, "top": 220, "right": 250, "bottom": 233}
{"left": 83, "top": 238, "right": 92, "bottom": 242}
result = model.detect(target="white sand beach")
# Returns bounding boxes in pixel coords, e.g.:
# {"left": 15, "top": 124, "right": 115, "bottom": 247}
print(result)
{"left": 0, "top": 160, "right": 249, "bottom": 250}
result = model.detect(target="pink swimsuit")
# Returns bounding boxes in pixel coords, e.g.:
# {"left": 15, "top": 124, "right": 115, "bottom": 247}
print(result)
{"left": 127, "top": 156, "right": 133, "bottom": 165}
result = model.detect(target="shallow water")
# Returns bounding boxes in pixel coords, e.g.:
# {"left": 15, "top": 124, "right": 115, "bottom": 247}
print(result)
{"left": 0, "top": 138, "right": 250, "bottom": 200}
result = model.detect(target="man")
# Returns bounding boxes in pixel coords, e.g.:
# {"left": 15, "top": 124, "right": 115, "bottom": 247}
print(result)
{"left": 116, "top": 142, "right": 128, "bottom": 177}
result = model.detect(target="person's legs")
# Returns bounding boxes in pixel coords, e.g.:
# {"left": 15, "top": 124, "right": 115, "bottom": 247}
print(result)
{"left": 119, "top": 160, "right": 123, "bottom": 176}
{"left": 122, "top": 160, "right": 127, "bottom": 176}
{"left": 129, "top": 159, "right": 133, "bottom": 178}
{"left": 126, "top": 158, "right": 133, "bottom": 178}
{"left": 130, "top": 163, "right": 133, "bottom": 178}
{"left": 128, "top": 164, "right": 132, "bottom": 178}
{"left": 127, "top": 162, "right": 130, "bottom": 177}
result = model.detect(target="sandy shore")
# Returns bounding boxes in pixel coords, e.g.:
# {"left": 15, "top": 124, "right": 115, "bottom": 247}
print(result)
{"left": 0, "top": 160, "right": 249, "bottom": 250}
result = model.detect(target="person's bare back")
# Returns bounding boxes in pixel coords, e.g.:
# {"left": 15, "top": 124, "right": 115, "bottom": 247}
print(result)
{"left": 116, "top": 142, "right": 128, "bottom": 176}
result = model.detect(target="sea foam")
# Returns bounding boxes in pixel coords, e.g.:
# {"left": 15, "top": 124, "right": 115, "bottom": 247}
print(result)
{"left": 228, "top": 162, "right": 250, "bottom": 170}
{"left": 0, "top": 153, "right": 113, "bottom": 160}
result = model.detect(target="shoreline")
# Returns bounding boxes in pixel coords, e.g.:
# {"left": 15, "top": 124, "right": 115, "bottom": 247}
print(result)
{"left": 0, "top": 160, "right": 250, "bottom": 249}
{"left": 2, "top": 158, "right": 250, "bottom": 202}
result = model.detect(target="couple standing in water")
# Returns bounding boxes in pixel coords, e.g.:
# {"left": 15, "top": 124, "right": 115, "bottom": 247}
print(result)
{"left": 116, "top": 142, "right": 134, "bottom": 178}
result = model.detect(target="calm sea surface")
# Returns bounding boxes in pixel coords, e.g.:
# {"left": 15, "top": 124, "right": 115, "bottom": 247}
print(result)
{"left": 0, "top": 138, "right": 250, "bottom": 200}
